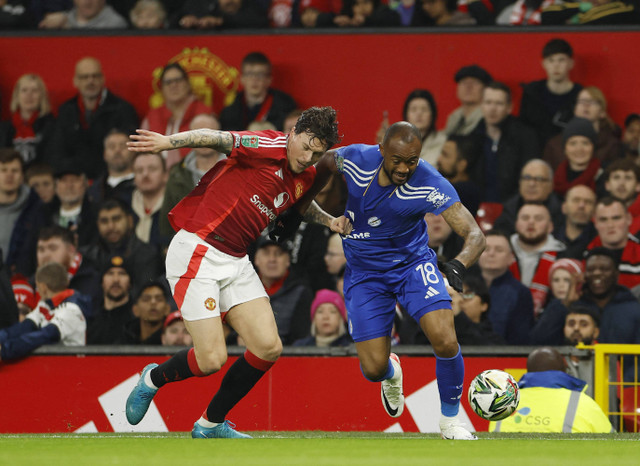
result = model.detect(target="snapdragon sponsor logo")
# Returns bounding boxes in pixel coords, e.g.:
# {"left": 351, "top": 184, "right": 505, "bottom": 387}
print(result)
{"left": 251, "top": 194, "right": 276, "bottom": 221}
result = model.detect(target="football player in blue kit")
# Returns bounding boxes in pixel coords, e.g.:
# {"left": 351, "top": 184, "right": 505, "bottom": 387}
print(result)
{"left": 270, "top": 122, "right": 486, "bottom": 439}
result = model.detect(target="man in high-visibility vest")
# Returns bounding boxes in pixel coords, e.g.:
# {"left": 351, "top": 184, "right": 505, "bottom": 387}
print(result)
{"left": 490, "top": 347, "right": 613, "bottom": 433}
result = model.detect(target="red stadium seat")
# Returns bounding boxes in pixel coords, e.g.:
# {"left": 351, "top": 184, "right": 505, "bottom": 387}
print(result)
{"left": 475, "top": 202, "right": 503, "bottom": 233}
{"left": 622, "top": 387, "right": 640, "bottom": 433}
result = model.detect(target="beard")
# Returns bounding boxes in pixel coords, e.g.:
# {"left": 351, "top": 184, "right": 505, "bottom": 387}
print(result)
{"left": 565, "top": 333, "right": 594, "bottom": 345}
{"left": 105, "top": 288, "right": 128, "bottom": 302}
{"left": 438, "top": 166, "right": 457, "bottom": 180}
{"left": 517, "top": 231, "right": 548, "bottom": 247}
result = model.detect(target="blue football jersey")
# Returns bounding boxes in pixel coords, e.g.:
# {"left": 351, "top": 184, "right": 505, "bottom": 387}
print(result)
{"left": 335, "top": 144, "right": 460, "bottom": 272}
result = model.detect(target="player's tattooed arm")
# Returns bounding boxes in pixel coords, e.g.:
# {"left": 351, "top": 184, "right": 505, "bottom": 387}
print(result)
{"left": 441, "top": 202, "right": 486, "bottom": 268}
{"left": 169, "top": 130, "right": 234, "bottom": 154}
{"left": 303, "top": 201, "right": 334, "bottom": 227}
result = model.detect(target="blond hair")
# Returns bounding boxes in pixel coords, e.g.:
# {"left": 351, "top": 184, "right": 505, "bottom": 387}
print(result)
{"left": 582, "top": 85, "right": 615, "bottom": 131}
{"left": 10, "top": 74, "right": 51, "bottom": 116}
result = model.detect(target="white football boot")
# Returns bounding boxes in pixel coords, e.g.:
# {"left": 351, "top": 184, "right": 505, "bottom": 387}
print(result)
{"left": 381, "top": 353, "right": 404, "bottom": 418}
{"left": 440, "top": 416, "right": 478, "bottom": 440}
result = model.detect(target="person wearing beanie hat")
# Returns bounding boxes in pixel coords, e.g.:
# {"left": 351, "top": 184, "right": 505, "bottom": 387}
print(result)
{"left": 548, "top": 258, "right": 584, "bottom": 302}
{"left": 292, "top": 289, "right": 351, "bottom": 347}
{"left": 553, "top": 117, "right": 601, "bottom": 197}
{"left": 11, "top": 274, "right": 39, "bottom": 321}
{"left": 444, "top": 64, "right": 492, "bottom": 136}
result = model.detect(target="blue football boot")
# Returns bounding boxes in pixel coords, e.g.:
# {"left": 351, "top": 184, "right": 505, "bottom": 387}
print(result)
{"left": 191, "top": 420, "right": 252, "bottom": 439}
{"left": 126, "top": 363, "right": 159, "bottom": 425}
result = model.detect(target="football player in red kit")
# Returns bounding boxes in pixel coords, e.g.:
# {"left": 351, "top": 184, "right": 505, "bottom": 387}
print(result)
{"left": 125, "top": 107, "right": 348, "bottom": 438}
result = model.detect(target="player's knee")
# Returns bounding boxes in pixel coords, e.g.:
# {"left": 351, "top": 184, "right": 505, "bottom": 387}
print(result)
{"left": 433, "top": 337, "right": 459, "bottom": 358}
{"left": 261, "top": 337, "right": 283, "bottom": 362}
{"left": 197, "top": 351, "right": 228, "bottom": 375}
{"left": 361, "top": 360, "right": 388, "bottom": 381}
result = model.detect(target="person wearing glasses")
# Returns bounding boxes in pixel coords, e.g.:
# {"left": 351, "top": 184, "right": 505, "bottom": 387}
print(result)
{"left": 220, "top": 52, "right": 297, "bottom": 132}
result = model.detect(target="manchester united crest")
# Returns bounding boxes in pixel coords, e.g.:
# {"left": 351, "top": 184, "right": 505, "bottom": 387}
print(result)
{"left": 204, "top": 297, "right": 217, "bottom": 311}
{"left": 295, "top": 183, "right": 304, "bottom": 199}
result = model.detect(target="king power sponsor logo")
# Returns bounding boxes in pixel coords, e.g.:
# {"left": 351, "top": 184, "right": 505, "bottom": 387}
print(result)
{"left": 251, "top": 194, "right": 277, "bottom": 221}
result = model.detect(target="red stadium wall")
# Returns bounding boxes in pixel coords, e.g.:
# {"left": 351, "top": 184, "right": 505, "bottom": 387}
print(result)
{"left": 0, "top": 355, "right": 526, "bottom": 433}
{"left": 1, "top": 31, "right": 639, "bottom": 146}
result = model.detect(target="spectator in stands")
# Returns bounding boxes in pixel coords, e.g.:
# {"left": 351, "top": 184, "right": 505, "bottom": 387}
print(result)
{"left": 39, "top": 0, "right": 128, "bottom": 28}
{"left": 10, "top": 274, "right": 38, "bottom": 322}
{"left": 555, "top": 184, "right": 597, "bottom": 259}
{"left": 130, "top": 0, "right": 167, "bottom": 28}
{"left": 622, "top": 113, "right": 640, "bottom": 160}
{"left": 470, "top": 82, "right": 540, "bottom": 203}
{"left": 564, "top": 303, "right": 599, "bottom": 345}
{"left": 553, "top": 117, "right": 601, "bottom": 198}
{"left": 530, "top": 248, "right": 640, "bottom": 361}
{"left": 324, "top": 232, "right": 346, "bottom": 288}
{"left": 436, "top": 134, "right": 481, "bottom": 216}
{"left": 519, "top": 38, "right": 582, "bottom": 147}
{"left": 25, "top": 163, "right": 56, "bottom": 204}
{"left": 32, "top": 0, "right": 73, "bottom": 26}
{"left": 0, "top": 149, "right": 47, "bottom": 276}
{"left": 478, "top": 230, "right": 534, "bottom": 344}
{"left": 0, "top": 74, "right": 55, "bottom": 168}
{"left": 141, "top": 63, "right": 212, "bottom": 168}
{"left": 0, "top": 0, "right": 31, "bottom": 28}
{"left": 253, "top": 237, "right": 313, "bottom": 345}
{"left": 177, "top": 0, "right": 269, "bottom": 29}
{"left": 87, "top": 129, "right": 136, "bottom": 207}
{"left": 49, "top": 57, "right": 139, "bottom": 179}
{"left": 377, "top": 89, "right": 445, "bottom": 166}
{"left": 426, "top": 212, "right": 463, "bottom": 262}
{"left": 0, "top": 249, "right": 19, "bottom": 329}
{"left": 421, "top": 0, "right": 475, "bottom": 24}
{"left": 300, "top": 0, "right": 341, "bottom": 26}
{"left": 161, "top": 310, "right": 193, "bottom": 346}
{"left": 293, "top": 289, "right": 351, "bottom": 347}
{"left": 87, "top": 255, "right": 134, "bottom": 344}
{"left": 496, "top": 0, "right": 562, "bottom": 25}
{"left": 510, "top": 203, "right": 566, "bottom": 316}
{"left": 544, "top": 86, "right": 623, "bottom": 170}
{"left": 603, "top": 158, "right": 640, "bottom": 211}
{"left": 131, "top": 152, "right": 168, "bottom": 248}
{"left": 444, "top": 64, "right": 492, "bottom": 136}
{"left": 333, "top": 0, "right": 401, "bottom": 27}
{"left": 587, "top": 197, "right": 640, "bottom": 289}
{"left": 490, "top": 347, "right": 612, "bottom": 433}
{"left": 36, "top": 226, "right": 100, "bottom": 309}
{"left": 493, "top": 159, "right": 563, "bottom": 235}
{"left": 246, "top": 121, "right": 277, "bottom": 132}
{"left": 449, "top": 275, "right": 503, "bottom": 345}
{"left": 159, "top": 114, "right": 225, "bottom": 239}
{"left": 0, "top": 262, "right": 90, "bottom": 361}
{"left": 79, "top": 198, "right": 164, "bottom": 295}
{"left": 283, "top": 109, "right": 302, "bottom": 134}
{"left": 119, "top": 281, "right": 172, "bottom": 345}
{"left": 541, "top": 0, "right": 640, "bottom": 25}
{"left": 43, "top": 161, "right": 97, "bottom": 248}
{"left": 548, "top": 258, "right": 584, "bottom": 303}
{"left": 220, "top": 52, "right": 297, "bottom": 131}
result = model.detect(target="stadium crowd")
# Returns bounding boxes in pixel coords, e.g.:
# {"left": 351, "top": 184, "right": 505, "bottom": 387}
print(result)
{"left": 0, "top": 35, "right": 640, "bottom": 362}
{"left": 1, "top": 0, "right": 639, "bottom": 29}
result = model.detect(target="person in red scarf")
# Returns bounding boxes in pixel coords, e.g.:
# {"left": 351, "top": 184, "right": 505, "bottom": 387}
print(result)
{"left": 553, "top": 117, "right": 601, "bottom": 198}
{"left": 141, "top": 62, "right": 212, "bottom": 170}
{"left": 1, "top": 74, "right": 55, "bottom": 169}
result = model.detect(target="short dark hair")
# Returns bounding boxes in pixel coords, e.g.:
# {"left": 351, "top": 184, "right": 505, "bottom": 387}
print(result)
{"left": 463, "top": 274, "right": 491, "bottom": 309}
{"left": 542, "top": 38, "right": 573, "bottom": 58}
{"left": 242, "top": 52, "right": 271, "bottom": 73}
{"left": 160, "top": 62, "right": 189, "bottom": 85}
{"left": 604, "top": 158, "right": 640, "bottom": 182}
{"left": 624, "top": 113, "right": 640, "bottom": 128}
{"left": 136, "top": 280, "right": 170, "bottom": 303}
{"left": 446, "top": 134, "right": 481, "bottom": 168}
{"left": 484, "top": 229, "right": 514, "bottom": 253}
{"left": 585, "top": 246, "right": 620, "bottom": 267}
{"left": 566, "top": 303, "right": 601, "bottom": 327}
{"left": 595, "top": 195, "right": 627, "bottom": 211}
{"left": 485, "top": 81, "right": 512, "bottom": 104}
{"left": 0, "top": 148, "right": 24, "bottom": 171}
{"left": 402, "top": 89, "right": 438, "bottom": 137}
{"left": 25, "top": 163, "right": 54, "bottom": 181}
{"left": 38, "top": 225, "right": 75, "bottom": 245}
{"left": 294, "top": 106, "right": 341, "bottom": 150}
{"left": 35, "top": 261, "right": 69, "bottom": 293}
{"left": 98, "top": 197, "right": 133, "bottom": 216}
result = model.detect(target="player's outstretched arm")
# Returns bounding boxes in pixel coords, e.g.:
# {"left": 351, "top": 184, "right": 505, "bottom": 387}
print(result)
{"left": 441, "top": 202, "right": 486, "bottom": 269}
{"left": 128, "top": 129, "right": 234, "bottom": 154}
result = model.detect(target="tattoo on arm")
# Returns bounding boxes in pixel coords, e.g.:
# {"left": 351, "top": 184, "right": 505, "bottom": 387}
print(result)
{"left": 441, "top": 202, "right": 486, "bottom": 268}
{"left": 169, "top": 129, "right": 233, "bottom": 154}
{"left": 303, "top": 201, "right": 334, "bottom": 227}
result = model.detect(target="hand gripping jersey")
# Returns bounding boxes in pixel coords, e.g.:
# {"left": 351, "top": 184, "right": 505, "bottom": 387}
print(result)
{"left": 334, "top": 144, "right": 460, "bottom": 273}
{"left": 168, "top": 130, "right": 316, "bottom": 256}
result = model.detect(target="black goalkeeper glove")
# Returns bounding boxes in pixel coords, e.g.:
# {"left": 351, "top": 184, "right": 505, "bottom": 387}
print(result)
{"left": 441, "top": 259, "right": 466, "bottom": 293}
{"left": 269, "top": 208, "right": 304, "bottom": 243}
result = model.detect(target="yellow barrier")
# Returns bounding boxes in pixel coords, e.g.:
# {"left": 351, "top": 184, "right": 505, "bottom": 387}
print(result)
{"left": 577, "top": 343, "right": 640, "bottom": 432}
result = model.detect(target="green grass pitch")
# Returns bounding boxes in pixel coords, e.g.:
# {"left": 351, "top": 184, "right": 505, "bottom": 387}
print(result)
{"left": 1, "top": 432, "right": 638, "bottom": 466}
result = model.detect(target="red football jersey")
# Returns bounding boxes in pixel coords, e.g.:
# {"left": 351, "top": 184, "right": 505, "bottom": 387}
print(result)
{"left": 168, "top": 130, "right": 316, "bottom": 256}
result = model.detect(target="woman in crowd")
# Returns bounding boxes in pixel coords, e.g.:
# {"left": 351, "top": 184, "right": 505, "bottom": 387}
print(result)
{"left": 141, "top": 62, "right": 211, "bottom": 168}
{"left": 553, "top": 117, "right": 601, "bottom": 197}
{"left": 0, "top": 74, "right": 55, "bottom": 168}
{"left": 547, "top": 258, "right": 584, "bottom": 303}
{"left": 293, "top": 289, "right": 352, "bottom": 347}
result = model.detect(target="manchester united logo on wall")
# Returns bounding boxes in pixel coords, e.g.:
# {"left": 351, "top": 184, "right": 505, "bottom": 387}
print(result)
{"left": 149, "top": 47, "right": 240, "bottom": 114}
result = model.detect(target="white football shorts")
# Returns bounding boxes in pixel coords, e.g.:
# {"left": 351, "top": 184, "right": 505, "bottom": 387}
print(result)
{"left": 165, "top": 229, "right": 267, "bottom": 321}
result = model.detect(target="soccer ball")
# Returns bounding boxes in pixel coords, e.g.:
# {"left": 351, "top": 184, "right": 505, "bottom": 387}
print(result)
{"left": 468, "top": 369, "right": 520, "bottom": 421}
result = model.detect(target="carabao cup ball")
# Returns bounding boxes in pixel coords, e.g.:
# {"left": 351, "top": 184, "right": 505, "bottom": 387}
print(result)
{"left": 468, "top": 369, "right": 520, "bottom": 421}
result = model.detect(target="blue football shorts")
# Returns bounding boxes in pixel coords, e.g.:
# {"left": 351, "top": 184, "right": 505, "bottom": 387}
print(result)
{"left": 343, "top": 255, "right": 452, "bottom": 343}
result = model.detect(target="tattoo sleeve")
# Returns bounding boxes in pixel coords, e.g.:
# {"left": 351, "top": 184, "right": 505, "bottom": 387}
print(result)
{"left": 441, "top": 202, "right": 486, "bottom": 268}
{"left": 303, "top": 201, "right": 334, "bottom": 228}
{"left": 168, "top": 129, "right": 234, "bottom": 154}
